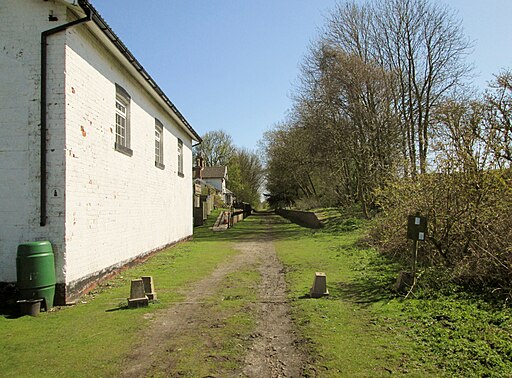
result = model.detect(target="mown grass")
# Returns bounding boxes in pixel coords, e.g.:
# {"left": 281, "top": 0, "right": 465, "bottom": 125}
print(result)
{"left": 0, "top": 209, "right": 242, "bottom": 377}
{"left": 3, "top": 208, "right": 511, "bottom": 377}
{"left": 273, "top": 212, "right": 433, "bottom": 376}
{"left": 275, "top": 208, "right": 512, "bottom": 377}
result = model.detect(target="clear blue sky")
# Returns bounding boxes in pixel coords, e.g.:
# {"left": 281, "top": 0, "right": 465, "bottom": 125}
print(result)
{"left": 92, "top": 0, "right": 512, "bottom": 150}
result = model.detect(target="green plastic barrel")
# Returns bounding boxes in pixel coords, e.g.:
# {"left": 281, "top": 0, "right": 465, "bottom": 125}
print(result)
{"left": 16, "top": 241, "right": 56, "bottom": 310}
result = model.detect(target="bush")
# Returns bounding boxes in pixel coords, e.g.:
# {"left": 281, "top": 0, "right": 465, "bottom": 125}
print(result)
{"left": 371, "top": 170, "right": 512, "bottom": 298}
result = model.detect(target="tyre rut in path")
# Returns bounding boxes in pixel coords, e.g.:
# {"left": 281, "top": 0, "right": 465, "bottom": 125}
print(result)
{"left": 121, "top": 214, "right": 307, "bottom": 377}
{"left": 242, "top": 221, "right": 307, "bottom": 377}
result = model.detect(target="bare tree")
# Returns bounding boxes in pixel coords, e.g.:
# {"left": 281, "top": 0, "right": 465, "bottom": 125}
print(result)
{"left": 305, "top": 46, "right": 402, "bottom": 216}
{"left": 324, "top": 0, "right": 473, "bottom": 175}
{"left": 194, "top": 130, "right": 236, "bottom": 167}
{"left": 375, "top": 0, "right": 473, "bottom": 174}
{"left": 482, "top": 70, "right": 512, "bottom": 167}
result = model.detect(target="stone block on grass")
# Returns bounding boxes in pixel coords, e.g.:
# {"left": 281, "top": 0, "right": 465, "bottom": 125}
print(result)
{"left": 141, "top": 276, "right": 157, "bottom": 301}
{"left": 310, "top": 272, "right": 329, "bottom": 298}
{"left": 128, "top": 279, "right": 149, "bottom": 308}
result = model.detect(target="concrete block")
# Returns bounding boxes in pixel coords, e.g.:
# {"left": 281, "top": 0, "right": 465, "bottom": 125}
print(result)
{"left": 128, "top": 297, "right": 149, "bottom": 308}
{"left": 128, "top": 279, "right": 148, "bottom": 308}
{"left": 141, "top": 276, "right": 157, "bottom": 300}
{"left": 129, "top": 279, "right": 146, "bottom": 299}
{"left": 310, "top": 272, "right": 329, "bottom": 298}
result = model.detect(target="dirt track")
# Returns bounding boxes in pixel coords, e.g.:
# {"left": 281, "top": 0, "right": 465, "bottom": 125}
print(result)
{"left": 121, "top": 213, "right": 307, "bottom": 377}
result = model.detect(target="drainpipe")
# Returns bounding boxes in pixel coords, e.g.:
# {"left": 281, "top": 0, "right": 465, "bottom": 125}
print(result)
{"left": 40, "top": 9, "right": 91, "bottom": 226}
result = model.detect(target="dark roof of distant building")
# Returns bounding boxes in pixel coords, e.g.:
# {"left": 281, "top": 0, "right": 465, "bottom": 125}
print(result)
{"left": 202, "top": 166, "right": 227, "bottom": 179}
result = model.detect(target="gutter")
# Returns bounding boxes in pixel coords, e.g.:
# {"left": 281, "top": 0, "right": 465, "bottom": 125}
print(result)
{"left": 40, "top": 8, "right": 91, "bottom": 227}
{"left": 77, "top": 0, "right": 202, "bottom": 143}
{"left": 40, "top": 0, "right": 203, "bottom": 226}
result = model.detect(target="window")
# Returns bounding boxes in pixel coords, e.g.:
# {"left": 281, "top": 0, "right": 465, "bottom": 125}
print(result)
{"left": 155, "top": 119, "right": 164, "bottom": 169}
{"left": 177, "top": 138, "right": 184, "bottom": 177}
{"left": 115, "top": 84, "right": 132, "bottom": 156}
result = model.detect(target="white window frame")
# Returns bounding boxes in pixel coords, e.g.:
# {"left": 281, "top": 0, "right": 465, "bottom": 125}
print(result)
{"left": 115, "top": 84, "right": 132, "bottom": 156}
{"left": 177, "top": 138, "right": 184, "bottom": 177}
{"left": 155, "top": 119, "right": 165, "bottom": 169}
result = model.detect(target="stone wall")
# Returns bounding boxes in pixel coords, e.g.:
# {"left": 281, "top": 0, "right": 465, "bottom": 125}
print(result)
{"left": 276, "top": 209, "right": 322, "bottom": 229}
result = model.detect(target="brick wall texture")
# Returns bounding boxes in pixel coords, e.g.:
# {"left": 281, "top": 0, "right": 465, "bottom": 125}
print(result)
{"left": 0, "top": 1, "right": 194, "bottom": 295}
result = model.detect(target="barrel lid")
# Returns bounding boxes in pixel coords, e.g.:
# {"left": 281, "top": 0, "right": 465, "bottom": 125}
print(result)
{"left": 17, "top": 241, "right": 53, "bottom": 256}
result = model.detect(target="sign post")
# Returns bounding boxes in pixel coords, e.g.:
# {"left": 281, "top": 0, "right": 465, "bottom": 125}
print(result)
{"left": 406, "top": 214, "right": 428, "bottom": 280}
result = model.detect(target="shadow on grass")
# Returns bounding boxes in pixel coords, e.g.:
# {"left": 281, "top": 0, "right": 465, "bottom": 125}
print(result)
{"left": 105, "top": 306, "right": 129, "bottom": 312}
{"left": 0, "top": 285, "right": 21, "bottom": 318}
{"left": 297, "top": 278, "right": 394, "bottom": 305}
{"left": 330, "top": 256, "right": 400, "bottom": 307}
{"left": 106, "top": 298, "right": 163, "bottom": 312}
{"left": 334, "top": 280, "right": 394, "bottom": 306}
{"left": 0, "top": 310, "right": 21, "bottom": 320}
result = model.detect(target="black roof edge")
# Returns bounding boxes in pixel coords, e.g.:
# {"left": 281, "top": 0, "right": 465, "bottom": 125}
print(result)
{"left": 76, "top": 0, "right": 202, "bottom": 143}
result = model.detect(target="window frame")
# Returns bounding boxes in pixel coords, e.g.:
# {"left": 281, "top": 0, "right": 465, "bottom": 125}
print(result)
{"left": 114, "top": 84, "right": 133, "bottom": 156}
{"left": 177, "top": 138, "right": 184, "bottom": 177}
{"left": 154, "top": 118, "right": 165, "bottom": 170}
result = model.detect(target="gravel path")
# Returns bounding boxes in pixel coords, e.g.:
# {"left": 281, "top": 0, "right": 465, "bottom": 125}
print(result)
{"left": 121, "top": 213, "right": 307, "bottom": 377}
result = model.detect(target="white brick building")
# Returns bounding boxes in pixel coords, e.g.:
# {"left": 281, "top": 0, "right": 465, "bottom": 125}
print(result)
{"left": 0, "top": 0, "right": 201, "bottom": 303}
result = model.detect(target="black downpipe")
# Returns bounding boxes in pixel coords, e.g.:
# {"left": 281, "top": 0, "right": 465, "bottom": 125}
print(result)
{"left": 40, "top": 10, "right": 90, "bottom": 226}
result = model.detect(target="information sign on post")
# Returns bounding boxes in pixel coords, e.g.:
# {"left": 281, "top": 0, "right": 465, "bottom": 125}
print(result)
{"left": 407, "top": 215, "right": 428, "bottom": 241}
{"left": 406, "top": 214, "right": 428, "bottom": 280}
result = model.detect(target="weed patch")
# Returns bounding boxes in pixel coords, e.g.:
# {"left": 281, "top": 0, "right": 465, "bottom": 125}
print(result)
{"left": 398, "top": 296, "right": 512, "bottom": 376}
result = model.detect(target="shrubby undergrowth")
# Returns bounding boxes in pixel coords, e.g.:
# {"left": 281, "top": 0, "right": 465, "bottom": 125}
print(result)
{"left": 371, "top": 170, "right": 512, "bottom": 298}
{"left": 261, "top": 0, "right": 512, "bottom": 298}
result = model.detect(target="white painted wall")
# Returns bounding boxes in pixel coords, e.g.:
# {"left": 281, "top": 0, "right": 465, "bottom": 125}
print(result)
{"left": 0, "top": 1, "right": 194, "bottom": 291}
{"left": 203, "top": 178, "right": 225, "bottom": 194}
{"left": 63, "top": 22, "right": 194, "bottom": 287}
{"left": 0, "top": 0, "right": 68, "bottom": 282}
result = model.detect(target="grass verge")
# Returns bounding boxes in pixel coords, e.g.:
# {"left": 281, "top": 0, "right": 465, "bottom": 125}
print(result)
{"left": 274, "top": 208, "right": 512, "bottom": 377}
{"left": 0, "top": 210, "right": 241, "bottom": 377}
{"left": 273, "top": 211, "right": 431, "bottom": 376}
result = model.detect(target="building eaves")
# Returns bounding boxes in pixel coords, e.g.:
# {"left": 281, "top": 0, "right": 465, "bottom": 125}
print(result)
{"left": 75, "top": 0, "right": 202, "bottom": 142}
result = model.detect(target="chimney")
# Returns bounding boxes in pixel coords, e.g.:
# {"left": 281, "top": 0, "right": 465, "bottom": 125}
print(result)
{"left": 194, "top": 156, "right": 204, "bottom": 179}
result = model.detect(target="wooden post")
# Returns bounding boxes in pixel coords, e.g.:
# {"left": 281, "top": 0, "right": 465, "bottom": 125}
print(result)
{"left": 411, "top": 239, "right": 418, "bottom": 279}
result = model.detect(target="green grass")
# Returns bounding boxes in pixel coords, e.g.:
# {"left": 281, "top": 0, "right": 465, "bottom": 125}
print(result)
{"left": 274, "top": 209, "right": 512, "bottom": 377}
{"left": 3, "top": 209, "right": 511, "bottom": 377}
{"left": 397, "top": 295, "right": 512, "bottom": 376}
{"left": 155, "top": 267, "right": 260, "bottom": 376}
{"left": 273, "top": 215, "right": 432, "bottom": 376}
{"left": 0, "top": 210, "right": 240, "bottom": 377}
